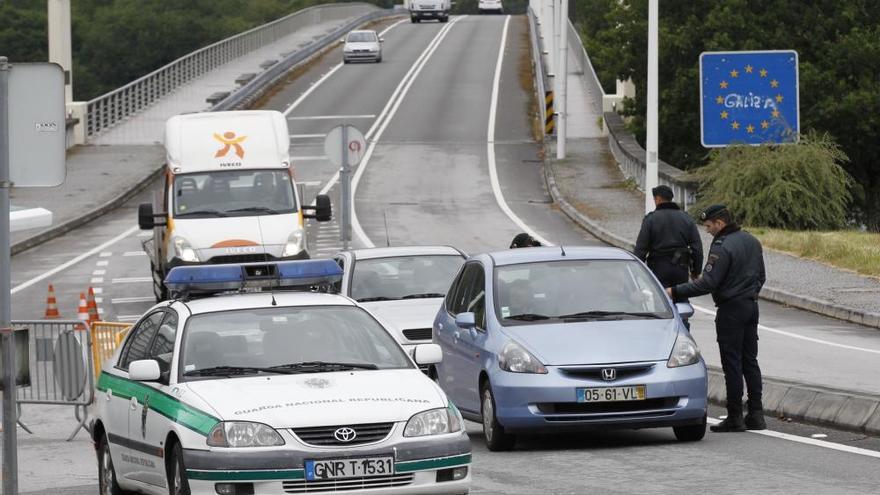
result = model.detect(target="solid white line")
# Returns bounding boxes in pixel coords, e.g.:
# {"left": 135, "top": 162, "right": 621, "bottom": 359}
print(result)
{"left": 287, "top": 115, "right": 376, "bottom": 121}
{"left": 707, "top": 417, "right": 880, "bottom": 459}
{"left": 290, "top": 134, "right": 327, "bottom": 139}
{"left": 351, "top": 17, "right": 466, "bottom": 247}
{"left": 693, "top": 305, "right": 880, "bottom": 355}
{"left": 11, "top": 226, "right": 139, "bottom": 295}
{"left": 112, "top": 277, "right": 152, "bottom": 284}
{"left": 291, "top": 155, "right": 328, "bottom": 161}
{"left": 123, "top": 251, "right": 147, "bottom": 257}
{"left": 485, "top": 16, "right": 552, "bottom": 247}
{"left": 111, "top": 296, "right": 156, "bottom": 304}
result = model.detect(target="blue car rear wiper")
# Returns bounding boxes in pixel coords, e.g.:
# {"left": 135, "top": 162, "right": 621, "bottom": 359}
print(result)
{"left": 557, "top": 311, "right": 664, "bottom": 320}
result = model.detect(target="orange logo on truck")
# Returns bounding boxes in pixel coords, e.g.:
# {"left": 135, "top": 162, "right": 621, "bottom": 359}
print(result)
{"left": 213, "top": 131, "right": 247, "bottom": 158}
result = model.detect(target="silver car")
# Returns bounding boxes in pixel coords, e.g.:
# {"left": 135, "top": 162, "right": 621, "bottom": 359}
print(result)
{"left": 343, "top": 30, "right": 383, "bottom": 64}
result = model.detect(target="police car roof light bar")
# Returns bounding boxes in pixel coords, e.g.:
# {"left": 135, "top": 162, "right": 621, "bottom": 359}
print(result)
{"left": 164, "top": 259, "right": 342, "bottom": 298}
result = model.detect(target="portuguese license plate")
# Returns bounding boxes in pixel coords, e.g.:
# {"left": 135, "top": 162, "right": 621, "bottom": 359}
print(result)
{"left": 305, "top": 456, "right": 394, "bottom": 481}
{"left": 577, "top": 385, "right": 646, "bottom": 402}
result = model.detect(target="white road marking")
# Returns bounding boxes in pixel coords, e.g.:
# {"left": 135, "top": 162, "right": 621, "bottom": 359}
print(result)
{"left": 95, "top": 297, "right": 103, "bottom": 303}
{"left": 290, "top": 134, "right": 327, "bottom": 139}
{"left": 291, "top": 155, "right": 328, "bottom": 161}
{"left": 485, "top": 16, "right": 552, "bottom": 247}
{"left": 90, "top": 278, "right": 104, "bottom": 284}
{"left": 707, "top": 417, "right": 880, "bottom": 459}
{"left": 96, "top": 260, "right": 109, "bottom": 267}
{"left": 112, "top": 277, "right": 152, "bottom": 284}
{"left": 99, "top": 252, "right": 113, "bottom": 257}
{"left": 299, "top": 181, "right": 323, "bottom": 186}
{"left": 117, "top": 315, "right": 141, "bottom": 322}
{"left": 137, "top": 232, "right": 151, "bottom": 238}
{"left": 93, "top": 288, "right": 103, "bottom": 294}
{"left": 693, "top": 305, "right": 880, "bottom": 355}
{"left": 287, "top": 114, "right": 376, "bottom": 121}
{"left": 92, "top": 270, "right": 106, "bottom": 276}
{"left": 351, "top": 16, "right": 466, "bottom": 247}
{"left": 111, "top": 296, "right": 156, "bottom": 304}
{"left": 123, "top": 251, "right": 146, "bottom": 257}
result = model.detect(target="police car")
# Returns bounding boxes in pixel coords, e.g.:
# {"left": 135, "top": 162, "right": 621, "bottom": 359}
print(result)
{"left": 91, "top": 260, "right": 471, "bottom": 495}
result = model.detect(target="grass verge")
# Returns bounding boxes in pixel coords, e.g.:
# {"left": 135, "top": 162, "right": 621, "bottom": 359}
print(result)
{"left": 748, "top": 228, "right": 880, "bottom": 278}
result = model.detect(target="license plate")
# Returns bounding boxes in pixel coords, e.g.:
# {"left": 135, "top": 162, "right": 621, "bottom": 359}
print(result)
{"left": 305, "top": 456, "right": 394, "bottom": 481}
{"left": 577, "top": 385, "right": 646, "bottom": 402}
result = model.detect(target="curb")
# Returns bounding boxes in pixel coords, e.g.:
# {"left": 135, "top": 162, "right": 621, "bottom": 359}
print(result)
{"left": 707, "top": 367, "right": 880, "bottom": 435}
{"left": 542, "top": 157, "right": 880, "bottom": 331}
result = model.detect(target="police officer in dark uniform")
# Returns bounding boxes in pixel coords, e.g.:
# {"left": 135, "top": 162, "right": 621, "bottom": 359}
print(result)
{"left": 634, "top": 185, "right": 703, "bottom": 292}
{"left": 509, "top": 233, "right": 542, "bottom": 248}
{"left": 667, "top": 204, "right": 767, "bottom": 432}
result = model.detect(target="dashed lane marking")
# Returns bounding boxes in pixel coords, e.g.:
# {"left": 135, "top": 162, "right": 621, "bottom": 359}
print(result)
{"left": 96, "top": 260, "right": 109, "bottom": 267}
{"left": 111, "top": 296, "right": 156, "bottom": 304}
{"left": 123, "top": 251, "right": 147, "bottom": 257}
{"left": 137, "top": 232, "right": 151, "bottom": 238}
{"left": 100, "top": 252, "right": 113, "bottom": 257}
{"left": 93, "top": 270, "right": 106, "bottom": 276}
{"left": 290, "top": 155, "right": 328, "bottom": 161}
{"left": 111, "top": 277, "right": 152, "bottom": 284}
{"left": 90, "top": 278, "right": 104, "bottom": 284}
{"left": 287, "top": 115, "right": 376, "bottom": 121}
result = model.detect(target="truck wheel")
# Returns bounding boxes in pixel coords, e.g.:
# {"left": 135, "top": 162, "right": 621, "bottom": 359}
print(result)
{"left": 441, "top": 16, "right": 449, "bottom": 23}
{"left": 412, "top": 17, "right": 420, "bottom": 23}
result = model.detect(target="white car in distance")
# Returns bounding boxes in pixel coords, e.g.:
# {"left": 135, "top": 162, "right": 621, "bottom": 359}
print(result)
{"left": 333, "top": 247, "right": 466, "bottom": 367}
{"left": 343, "top": 30, "right": 383, "bottom": 64}
{"left": 478, "top": 0, "right": 503, "bottom": 14}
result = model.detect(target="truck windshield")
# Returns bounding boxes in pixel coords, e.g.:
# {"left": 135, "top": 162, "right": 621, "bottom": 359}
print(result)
{"left": 173, "top": 170, "right": 296, "bottom": 218}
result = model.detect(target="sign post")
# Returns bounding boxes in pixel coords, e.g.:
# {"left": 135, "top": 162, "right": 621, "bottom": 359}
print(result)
{"left": 323, "top": 125, "right": 366, "bottom": 250}
{"left": 699, "top": 50, "right": 799, "bottom": 147}
{"left": 1, "top": 57, "right": 66, "bottom": 495}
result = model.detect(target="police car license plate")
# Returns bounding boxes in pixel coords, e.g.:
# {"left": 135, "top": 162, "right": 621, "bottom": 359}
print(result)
{"left": 305, "top": 456, "right": 394, "bottom": 481}
{"left": 577, "top": 385, "right": 646, "bottom": 402}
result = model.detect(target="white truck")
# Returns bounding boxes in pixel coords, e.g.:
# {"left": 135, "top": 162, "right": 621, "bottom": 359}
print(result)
{"left": 408, "top": 0, "right": 450, "bottom": 23}
{"left": 138, "top": 110, "right": 331, "bottom": 300}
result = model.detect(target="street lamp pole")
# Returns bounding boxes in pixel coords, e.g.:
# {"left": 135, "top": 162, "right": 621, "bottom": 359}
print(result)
{"left": 556, "top": 0, "right": 568, "bottom": 159}
{"left": 645, "top": 0, "right": 659, "bottom": 213}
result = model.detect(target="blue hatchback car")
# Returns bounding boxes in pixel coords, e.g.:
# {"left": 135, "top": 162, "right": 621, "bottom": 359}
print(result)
{"left": 432, "top": 246, "right": 708, "bottom": 450}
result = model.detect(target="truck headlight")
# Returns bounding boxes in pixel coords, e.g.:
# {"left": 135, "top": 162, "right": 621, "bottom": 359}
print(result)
{"left": 281, "top": 230, "right": 305, "bottom": 257}
{"left": 172, "top": 237, "right": 199, "bottom": 263}
{"left": 499, "top": 341, "right": 547, "bottom": 374}
{"left": 667, "top": 332, "right": 701, "bottom": 368}
{"left": 404, "top": 404, "right": 463, "bottom": 437}
{"left": 207, "top": 422, "right": 285, "bottom": 447}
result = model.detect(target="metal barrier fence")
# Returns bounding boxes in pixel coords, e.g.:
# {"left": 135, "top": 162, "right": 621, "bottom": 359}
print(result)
{"left": 527, "top": 7, "right": 548, "bottom": 138}
{"left": 84, "top": 2, "right": 379, "bottom": 139}
{"left": 12, "top": 320, "right": 94, "bottom": 441}
{"left": 90, "top": 322, "right": 132, "bottom": 380}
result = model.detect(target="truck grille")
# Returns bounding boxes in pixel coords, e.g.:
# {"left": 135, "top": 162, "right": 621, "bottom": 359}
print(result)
{"left": 402, "top": 328, "right": 432, "bottom": 341}
{"left": 292, "top": 423, "right": 394, "bottom": 446}
{"left": 282, "top": 473, "right": 414, "bottom": 493}
{"left": 208, "top": 254, "right": 278, "bottom": 264}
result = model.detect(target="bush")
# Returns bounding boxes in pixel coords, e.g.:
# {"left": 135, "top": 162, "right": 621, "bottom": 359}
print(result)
{"left": 691, "top": 133, "right": 852, "bottom": 230}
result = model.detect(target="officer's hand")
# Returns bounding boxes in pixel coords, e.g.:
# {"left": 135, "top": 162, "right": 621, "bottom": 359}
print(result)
{"left": 690, "top": 272, "right": 700, "bottom": 281}
{"left": 665, "top": 287, "right": 673, "bottom": 298}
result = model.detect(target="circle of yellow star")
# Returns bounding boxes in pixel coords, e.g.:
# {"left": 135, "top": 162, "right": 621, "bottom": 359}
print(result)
{"left": 730, "top": 69, "right": 739, "bottom": 78}
{"left": 731, "top": 121, "right": 740, "bottom": 130}
{"left": 720, "top": 111, "right": 729, "bottom": 119}
{"left": 761, "top": 120, "right": 770, "bottom": 129}
{"left": 771, "top": 109, "right": 780, "bottom": 118}
{"left": 720, "top": 80, "right": 729, "bottom": 89}
{"left": 746, "top": 124, "right": 755, "bottom": 134}
{"left": 775, "top": 94, "right": 784, "bottom": 103}
{"left": 745, "top": 65, "right": 754, "bottom": 73}
{"left": 716, "top": 95, "right": 724, "bottom": 104}
{"left": 759, "top": 68, "right": 768, "bottom": 77}
{"left": 770, "top": 79, "right": 779, "bottom": 88}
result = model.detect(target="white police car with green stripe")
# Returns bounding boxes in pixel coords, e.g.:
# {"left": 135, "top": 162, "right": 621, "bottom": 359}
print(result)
{"left": 90, "top": 260, "right": 471, "bottom": 495}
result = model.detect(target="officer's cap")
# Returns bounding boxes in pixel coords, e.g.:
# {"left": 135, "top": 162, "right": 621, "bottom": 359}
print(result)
{"left": 651, "top": 185, "right": 674, "bottom": 200}
{"left": 700, "top": 204, "right": 729, "bottom": 221}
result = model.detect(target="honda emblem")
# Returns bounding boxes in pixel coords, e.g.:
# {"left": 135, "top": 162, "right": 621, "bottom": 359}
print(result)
{"left": 601, "top": 368, "right": 616, "bottom": 381}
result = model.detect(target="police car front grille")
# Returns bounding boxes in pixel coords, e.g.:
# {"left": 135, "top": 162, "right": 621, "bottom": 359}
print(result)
{"left": 208, "top": 254, "right": 279, "bottom": 264}
{"left": 292, "top": 423, "right": 394, "bottom": 446}
{"left": 402, "top": 328, "right": 432, "bottom": 341}
{"left": 282, "top": 473, "right": 414, "bottom": 493}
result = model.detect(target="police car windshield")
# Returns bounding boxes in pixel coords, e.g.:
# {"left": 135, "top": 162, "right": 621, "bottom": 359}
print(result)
{"left": 179, "top": 305, "right": 413, "bottom": 381}
{"left": 350, "top": 255, "right": 465, "bottom": 303}
{"left": 173, "top": 170, "right": 296, "bottom": 218}
{"left": 495, "top": 259, "right": 673, "bottom": 325}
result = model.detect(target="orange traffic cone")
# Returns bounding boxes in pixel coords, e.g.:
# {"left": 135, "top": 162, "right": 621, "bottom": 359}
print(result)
{"left": 45, "top": 284, "right": 61, "bottom": 319}
{"left": 76, "top": 293, "right": 90, "bottom": 324}
{"left": 87, "top": 287, "right": 100, "bottom": 324}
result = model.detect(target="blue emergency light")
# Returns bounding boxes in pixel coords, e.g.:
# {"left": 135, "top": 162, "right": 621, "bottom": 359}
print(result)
{"left": 164, "top": 259, "right": 342, "bottom": 296}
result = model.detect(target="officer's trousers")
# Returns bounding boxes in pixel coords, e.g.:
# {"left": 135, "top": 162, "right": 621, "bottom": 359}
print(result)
{"left": 715, "top": 297, "right": 763, "bottom": 414}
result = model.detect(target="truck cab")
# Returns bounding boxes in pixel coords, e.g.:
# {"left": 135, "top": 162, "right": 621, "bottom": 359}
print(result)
{"left": 138, "top": 110, "right": 331, "bottom": 300}
{"left": 408, "top": 0, "right": 450, "bottom": 23}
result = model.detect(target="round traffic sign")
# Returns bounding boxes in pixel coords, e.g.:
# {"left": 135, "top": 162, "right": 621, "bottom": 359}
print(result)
{"left": 324, "top": 125, "right": 367, "bottom": 167}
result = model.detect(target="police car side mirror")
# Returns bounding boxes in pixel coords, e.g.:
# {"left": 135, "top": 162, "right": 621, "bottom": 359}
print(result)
{"left": 675, "top": 302, "right": 695, "bottom": 320}
{"left": 455, "top": 312, "right": 476, "bottom": 329}
{"left": 414, "top": 344, "right": 442, "bottom": 365}
{"left": 129, "top": 359, "right": 161, "bottom": 382}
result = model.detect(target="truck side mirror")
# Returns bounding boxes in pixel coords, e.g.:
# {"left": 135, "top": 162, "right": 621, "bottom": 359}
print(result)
{"left": 138, "top": 203, "right": 155, "bottom": 230}
{"left": 302, "top": 194, "right": 332, "bottom": 221}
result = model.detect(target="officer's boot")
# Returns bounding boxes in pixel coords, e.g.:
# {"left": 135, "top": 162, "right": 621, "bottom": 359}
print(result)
{"left": 710, "top": 401, "right": 746, "bottom": 433}
{"left": 744, "top": 397, "right": 767, "bottom": 430}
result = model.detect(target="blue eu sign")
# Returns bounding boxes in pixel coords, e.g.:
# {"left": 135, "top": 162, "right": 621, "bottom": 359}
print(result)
{"left": 699, "top": 50, "right": 799, "bottom": 147}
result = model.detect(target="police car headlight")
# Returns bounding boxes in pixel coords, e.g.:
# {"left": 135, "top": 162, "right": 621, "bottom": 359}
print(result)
{"left": 499, "top": 341, "right": 547, "bottom": 374}
{"left": 282, "top": 230, "right": 305, "bottom": 257}
{"left": 404, "top": 404, "right": 462, "bottom": 437}
{"left": 667, "top": 332, "right": 701, "bottom": 368}
{"left": 172, "top": 237, "right": 199, "bottom": 263}
{"left": 207, "top": 422, "right": 285, "bottom": 447}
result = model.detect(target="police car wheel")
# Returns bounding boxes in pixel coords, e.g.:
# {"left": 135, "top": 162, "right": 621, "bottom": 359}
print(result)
{"left": 480, "top": 382, "right": 515, "bottom": 451}
{"left": 167, "top": 442, "right": 192, "bottom": 495}
{"left": 98, "top": 435, "right": 129, "bottom": 495}
{"left": 673, "top": 415, "right": 707, "bottom": 442}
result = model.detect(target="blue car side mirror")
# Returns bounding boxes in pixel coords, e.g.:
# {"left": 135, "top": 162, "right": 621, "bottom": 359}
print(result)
{"left": 455, "top": 312, "right": 476, "bottom": 329}
{"left": 675, "top": 302, "right": 695, "bottom": 320}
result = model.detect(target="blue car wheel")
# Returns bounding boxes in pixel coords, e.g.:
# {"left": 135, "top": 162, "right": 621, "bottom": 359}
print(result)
{"left": 481, "top": 381, "right": 516, "bottom": 451}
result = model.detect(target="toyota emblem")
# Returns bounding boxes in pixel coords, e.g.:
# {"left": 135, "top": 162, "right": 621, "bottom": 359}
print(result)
{"left": 601, "top": 368, "right": 616, "bottom": 381}
{"left": 334, "top": 427, "right": 357, "bottom": 443}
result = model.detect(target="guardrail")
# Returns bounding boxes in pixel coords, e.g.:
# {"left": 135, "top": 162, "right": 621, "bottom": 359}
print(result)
{"left": 84, "top": 2, "right": 381, "bottom": 140}
{"left": 527, "top": 7, "right": 547, "bottom": 137}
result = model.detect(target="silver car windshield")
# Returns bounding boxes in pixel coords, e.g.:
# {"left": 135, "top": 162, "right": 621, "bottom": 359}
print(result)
{"left": 351, "top": 255, "right": 465, "bottom": 303}
{"left": 347, "top": 32, "right": 377, "bottom": 43}
{"left": 495, "top": 259, "right": 673, "bottom": 324}
{"left": 179, "top": 306, "right": 413, "bottom": 380}
{"left": 173, "top": 169, "right": 296, "bottom": 218}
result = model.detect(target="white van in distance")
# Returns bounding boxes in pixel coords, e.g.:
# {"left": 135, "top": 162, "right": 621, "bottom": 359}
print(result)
{"left": 138, "top": 110, "right": 331, "bottom": 300}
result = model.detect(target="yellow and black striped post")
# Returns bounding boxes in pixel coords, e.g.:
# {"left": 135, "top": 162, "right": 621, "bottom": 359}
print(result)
{"left": 544, "top": 91, "right": 555, "bottom": 135}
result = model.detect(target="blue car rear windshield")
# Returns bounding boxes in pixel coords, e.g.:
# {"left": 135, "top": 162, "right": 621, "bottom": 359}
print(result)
{"left": 494, "top": 259, "right": 673, "bottom": 324}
